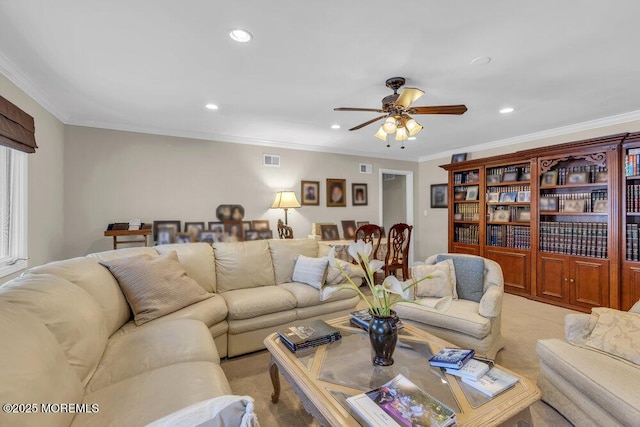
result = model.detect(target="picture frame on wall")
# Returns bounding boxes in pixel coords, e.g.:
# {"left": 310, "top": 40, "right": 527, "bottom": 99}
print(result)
{"left": 153, "top": 220, "right": 181, "bottom": 242}
{"left": 352, "top": 183, "right": 368, "bottom": 206}
{"left": 301, "top": 180, "right": 320, "bottom": 206}
{"left": 430, "top": 183, "right": 448, "bottom": 208}
{"left": 326, "top": 178, "right": 346, "bottom": 207}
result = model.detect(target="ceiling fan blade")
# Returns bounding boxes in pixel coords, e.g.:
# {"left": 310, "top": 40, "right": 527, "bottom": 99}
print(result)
{"left": 334, "top": 107, "right": 386, "bottom": 113}
{"left": 410, "top": 105, "right": 468, "bottom": 115}
{"left": 348, "top": 114, "right": 387, "bottom": 131}
{"left": 395, "top": 87, "right": 425, "bottom": 109}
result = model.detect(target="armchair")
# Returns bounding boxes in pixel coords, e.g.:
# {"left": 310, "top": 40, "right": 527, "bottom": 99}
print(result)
{"left": 394, "top": 253, "right": 505, "bottom": 359}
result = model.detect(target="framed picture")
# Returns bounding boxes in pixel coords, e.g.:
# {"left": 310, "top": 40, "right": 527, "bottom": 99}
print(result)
{"left": 502, "top": 171, "right": 519, "bottom": 182}
{"left": 242, "top": 221, "right": 252, "bottom": 234}
{"left": 352, "top": 183, "right": 368, "bottom": 206}
{"left": 564, "top": 199, "right": 586, "bottom": 213}
{"left": 516, "top": 191, "right": 531, "bottom": 202}
{"left": 175, "top": 233, "right": 193, "bottom": 244}
{"left": 216, "top": 204, "right": 245, "bottom": 221}
{"left": 301, "top": 180, "right": 320, "bottom": 206}
{"left": 567, "top": 171, "right": 588, "bottom": 185}
{"left": 492, "top": 209, "right": 511, "bottom": 222}
{"left": 244, "top": 230, "right": 260, "bottom": 241}
{"left": 487, "top": 192, "right": 500, "bottom": 203}
{"left": 197, "top": 230, "right": 217, "bottom": 244}
{"left": 207, "top": 222, "right": 226, "bottom": 242}
{"left": 541, "top": 170, "right": 558, "bottom": 187}
{"left": 454, "top": 190, "right": 467, "bottom": 201}
{"left": 356, "top": 221, "right": 369, "bottom": 228}
{"left": 453, "top": 213, "right": 463, "bottom": 220}
{"left": 451, "top": 153, "right": 467, "bottom": 163}
{"left": 487, "top": 175, "right": 501, "bottom": 184}
{"left": 156, "top": 228, "right": 174, "bottom": 245}
{"left": 520, "top": 172, "right": 531, "bottom": 181}
{"left": 258, "top": 230, "right": 273, "bottom": 239}
{"left": 539, "top": 197, "right": 559, "bottom": 212}
{"left": 326, "top": 178, "right": 346, "bottom": 207}
{"left": 252, "top": 220, "right": 270, "bottom": 231}
{"left": 467, "top": 171, "right": 479, "bottom": 183}
{"left": 224, "top": 220, "right": 244, "bottom": 242}
{"left": 430, "top": 183, "right": 448, "bottom": 208}
{"left": 320, "top": 224, "right": 340, "bottom": 241}
{"left": 516, "top": 210, "right": 531, "bottom": 222}
{"left": 465, "top": 186, "right": 479, "bottom": 201}
{"left": 153, "top": 220, "right": 181, "bottom": 242}
{"left": 184, "top": 222, "right": 204, "bottom": 237}
{"left": 593, "top": 199, "right": 608, "bottom": 213}
{"left": 341, "top": 220, "right": 357, "bottom": 240}
{"left": 499, "top": 192, "right": 517, "bottom": 203}
{"left": 595, "top": 171, "right": 608, "bottom": 183}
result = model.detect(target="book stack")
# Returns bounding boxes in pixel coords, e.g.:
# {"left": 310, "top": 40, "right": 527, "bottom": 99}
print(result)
{"left": 349, "top": 309, "right": 403, "bottom": 332}
{"left": 128, "top": 219, "right": 142, "bottom": 230}
{"left": 428, "top": 348, "right": 475, "bottom": 369}
{"left": 539, "top": 221, "right": 608, "bottom": 258}
{"left": 347, "top": 374, "right": 455, "bottom": 427}
{"left": 625, "top": 148, "right": 640, "bottom": 176}
{"left": 277, "top": 320, "right": 341, "bottom": 353}
{"left": 627, "top": 224, "right": 639, "bottom": 261}
{"left": 460, "top": 367, "right": 519, "bottom": 397}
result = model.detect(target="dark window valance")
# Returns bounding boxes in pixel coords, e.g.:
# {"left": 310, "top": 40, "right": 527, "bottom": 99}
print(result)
{"left": 0, "top": 95, "right": 37, "bottom": 153}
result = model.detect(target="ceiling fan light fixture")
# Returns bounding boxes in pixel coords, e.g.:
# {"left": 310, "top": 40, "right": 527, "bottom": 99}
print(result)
{"left": 374, "top": 126, "right": 387, "bottom": 141}
{"left": 382, "top": 117, "right": 397, "bottom": 134}
{"left": 395, "top": 127, "right": 408, "bottom": 141}
{"left": 405, "top": 118, "right": 423, "bottom": 136}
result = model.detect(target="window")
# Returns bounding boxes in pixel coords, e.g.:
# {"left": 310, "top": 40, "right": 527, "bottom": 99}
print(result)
{"left": 0, "top": 146, "right": 27, "bottom": 278}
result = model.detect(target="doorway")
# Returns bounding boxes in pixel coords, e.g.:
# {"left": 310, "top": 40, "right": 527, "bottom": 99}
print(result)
{"left": 379, "top": 169, "right": 414, "bottom": 264}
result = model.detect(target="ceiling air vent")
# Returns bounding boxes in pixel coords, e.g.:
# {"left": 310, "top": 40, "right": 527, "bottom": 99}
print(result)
{"left": 263, "top": 153, "right": 280, "bottom": 167}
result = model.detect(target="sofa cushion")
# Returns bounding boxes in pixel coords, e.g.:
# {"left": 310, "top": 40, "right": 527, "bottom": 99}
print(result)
{"left": 155, "top": 243, "right": 217, "bottom": 293}
{"left": 87, "top": 246, "right": 159, "bottom": 261}
{"left": 0, "top": 301, "right": 83, "bottom": 427}
{"left": 0, "top": 274, "right": 109, "bottom": 387}
{"left": 27, "top": 256, "right": 131, "bottom": 335}
{"left": 292, "top": 255, "right": 328, "bottom": 290}
{"left": 222, "top": 286, "right": 297, "bottom": 320}
{"left": 154, "top": 293, "right": 228, "bottom": 327}
{"left": 583, "top": 308, "right": 640, "bottom": 365}
{"left": 214, "top": 240, "right": 275, "bottom": 292}
{"left": 436, "top": 254, "right": 485, "bottom": 302}
{"left": 268, "top": 238, "right": 319, "bottom": 284}
{"left": 100, "top": 251, "right": 213, "bottom": 325}
{"left": 86, "top": 319, "right": 220, "bottom": 393}
{"left": 280, "top": 281, "right": 358, "bottom": 308}
{"left": 412, "top": 259, "right": 457, "bottom": 299}
{"left": 326, "top": 258, "right": 353, "bottom": 285}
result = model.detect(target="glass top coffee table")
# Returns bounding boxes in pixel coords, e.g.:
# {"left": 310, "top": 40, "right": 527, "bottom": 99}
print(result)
{"left": 264, "top": 316, "right": 540, "bottom": 426}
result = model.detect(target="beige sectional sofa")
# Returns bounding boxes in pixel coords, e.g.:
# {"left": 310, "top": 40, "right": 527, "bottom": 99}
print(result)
{"left": 0, "top": 238, "right": 360, "bottom": 426}
{"left": 536, "top": 304, "right": 640, "bottom": 426}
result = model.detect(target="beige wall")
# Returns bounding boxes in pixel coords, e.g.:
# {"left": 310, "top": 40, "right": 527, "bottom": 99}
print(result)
{"left": 0, "top": 74, "right": 65, "bottom": 284}
{"left": 416, "top": 120, "right": 640, "bottom": 260}
{"left": 63, "top": 126, "right": 418, "bottom": 258}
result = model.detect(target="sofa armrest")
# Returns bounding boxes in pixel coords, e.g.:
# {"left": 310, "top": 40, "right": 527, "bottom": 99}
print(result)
{"left": 478, "top": 285, "right": 503, "bottom": 318}
{"left": 146, "top": 395, "right": 258, "bottom": 427}
{"left": 564, "top": 313, "right": 592, "bottom": 344}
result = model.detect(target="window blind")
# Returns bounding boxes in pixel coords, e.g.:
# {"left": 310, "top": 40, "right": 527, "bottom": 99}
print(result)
{"left": 0, "top": 94, "right": 37, "bottom": 153}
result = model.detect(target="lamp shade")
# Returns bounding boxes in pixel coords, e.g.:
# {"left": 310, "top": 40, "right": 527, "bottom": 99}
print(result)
{"left": 395, "top": 127, "right": 408, "bottom": 141}
{"left": 271, "top": 191, "right": 301, "bottom": 209}
{"left": 405, "top": 118, "right": 423, "bottom": 136}
{"left": 374, "top": 126, "right": 388, "bottom": 141}
{"left": 382, "top": 117, "right": 397, "bottom": 134}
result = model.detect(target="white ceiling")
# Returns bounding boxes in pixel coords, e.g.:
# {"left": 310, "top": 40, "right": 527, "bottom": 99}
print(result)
{"left": 1, "top": 0, "right": 640, "bottom": 161}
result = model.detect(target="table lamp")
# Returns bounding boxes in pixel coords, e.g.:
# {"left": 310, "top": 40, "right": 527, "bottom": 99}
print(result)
{"left": 270, "top": 191, "right": 301, "bottom": 225}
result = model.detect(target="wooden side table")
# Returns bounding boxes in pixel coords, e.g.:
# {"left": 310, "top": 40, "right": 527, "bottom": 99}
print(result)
{"left": 104, "top": 229, "right": 152, "bottom": 250}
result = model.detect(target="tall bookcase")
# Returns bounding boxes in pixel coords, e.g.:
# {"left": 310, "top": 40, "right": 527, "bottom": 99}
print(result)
{"left": 442, "top": 133, "right": 626, "bottom": 312}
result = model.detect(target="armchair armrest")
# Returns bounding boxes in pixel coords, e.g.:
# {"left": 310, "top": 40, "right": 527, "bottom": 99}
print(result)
{"left": 564, "top": 313, "right": 592, "bottom": 344}
{"left": 478, "top": 285, "right": 503, "bottom": 318}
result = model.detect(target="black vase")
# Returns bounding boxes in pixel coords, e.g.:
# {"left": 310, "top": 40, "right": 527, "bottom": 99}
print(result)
{"left": 368, "top": 310, "right": 398, "bottom": 366}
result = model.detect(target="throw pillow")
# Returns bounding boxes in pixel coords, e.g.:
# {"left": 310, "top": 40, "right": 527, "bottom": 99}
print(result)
{"left": 583, "top": 308, "right": 640, "bottom": 365}
{"left": 100, "top": 251, "right": 213, "bottom": 325}
{"left": 412, "top": 259, "right": 458, "bottom": 299}
{"left": 326, "top": 259, "right": 353, "bottom": 286}
{"left": 436, "top": 254, "right": 485, "bottom": 302}
{"left": 292, "top": 255, "right": 329, "bottom": 290}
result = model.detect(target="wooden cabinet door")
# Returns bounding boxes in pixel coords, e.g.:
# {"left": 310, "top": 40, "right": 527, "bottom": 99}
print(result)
{"left": 486, "top": 249, "right": 530, "bottom": 294}
{"left": 569, "top": 258, "right": 609, "bottom": 309}
{"left": 621, "top": 263, "right": 640, "bottom": 310}
{"left": 538, "top": 254, "right": 569, "bottom": 303}
{"left": 451, "top": 243, "right": 480, "bottom": 256}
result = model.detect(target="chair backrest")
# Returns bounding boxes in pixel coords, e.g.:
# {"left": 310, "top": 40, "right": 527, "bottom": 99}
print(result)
{"left": 354, "top": 224, "right": 383, "bottom": 261}
{"left": 277, "top": 219, "right": 294, "bottom": 239}
{"left": 384, "top": 223, "right": 413, "bottom": 278}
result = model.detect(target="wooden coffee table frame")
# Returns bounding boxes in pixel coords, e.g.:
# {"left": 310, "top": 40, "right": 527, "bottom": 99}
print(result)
{"left": 264, "top": 316, "right": 540, "bottom": 427}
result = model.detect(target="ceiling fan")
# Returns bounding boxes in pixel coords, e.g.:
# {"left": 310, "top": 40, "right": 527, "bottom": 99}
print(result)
{"left": 334, "top": 77, "right": 467, "bottom": 148}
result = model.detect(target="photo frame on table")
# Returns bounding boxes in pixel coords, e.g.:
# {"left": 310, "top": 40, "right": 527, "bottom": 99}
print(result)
{"left": 341, "top": 220, "right": 357, "bottom": 240}
{"left": 326, "top": 178, "right": 346, "bottom": 207}
{"left": 595, "top": 171, "right": 608, "bottom": 183}
{"left": 517, "top": 191, "right": 531, "bottom": 202}
{"left": 258, "top": 230, "right": 273, "bottom": 239}
{"left": 301, "top": 180, "right": 320, "bottom": 206}
{"left": 539, "top": 197, "right": 559, "bottom": 212}
{"left": 487, "top": 175, "right": 501, "bottom": 184}
{"left": 352, "top": 183, "right": 368, "bottom": 206}
{"left": 593, "top": 200, "right": 608, "bottom": 213}
{"left": 184, "top": 222, "right": 205, "bottom": 237}
{"left": 454, "top": 191, "right": 467, "bottom": 201}
{"left": 516, "top": 210, "right": 531, "bottom": 222}
{"left": 207, "top": 222, "right": 226, "bottom": 242}
{"left": 251, "top": 220, "right": 270, "bottom": 231}
{"left": 499, "top": 192, "right": 517, "bottom": 203}
{"left": 451, "top": 153, "right": 467, "bottom": 163}
{"left": 502, "top": 171, "right": 519, "bottom": 182}
{"left": 224, "top": 220, "right": 244, "bottom": 242}
{"left": 244, "top": 230, "right": 260, "bottom": 241}
{"left": 567, "top": 171, "right": 589, "bottom": 185}
{"left": 356, "top": 221, "right": 369, "bottom": 228}
{"left": 197, "top": 230, "right": 217, "bottom": 244}
{"left": 320, "top": 224, "right": 340, "bottom": 241}
{"left": 465, "top": 186, "right": 479, "bottom": 201}
{"left": 175, "top": 233, "right": 193, "bottom": 244}
{"left": 430, "top": 183, "right": 448, "bottom": 208}
{"left": 491, "top": 209, "right": 511, "bottom": 222}
{"left": 156, "top": 229, "right": 174, "bottom": 245}
{"left": 487, "top": 192, "right": 500, "bottom": 203}
{"left": 242, "top": 221, "right": 252, "bottom": 234}
{"left": 153, "top": 220, "right": 181, "bottom": 242}
{"left": 541, "top": 170, "right": 558, "bottom": 187}
{"left": 563, "top": 199, "right": 586, "bottom": 213}
{"left": 467, "top": 171, "right": 479, "bottom": 183}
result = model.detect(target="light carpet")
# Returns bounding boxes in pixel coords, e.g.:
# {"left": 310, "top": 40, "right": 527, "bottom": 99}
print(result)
{"left": 220, "top": 293, "right": 578, "bottom": 426}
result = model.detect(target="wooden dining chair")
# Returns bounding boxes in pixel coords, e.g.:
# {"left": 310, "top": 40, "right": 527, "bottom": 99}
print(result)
{"left": 384, "top": 223, "right": 413, "bottom": 280}
{"left": 354, "top": 223, "right": 383, "bottom": 261}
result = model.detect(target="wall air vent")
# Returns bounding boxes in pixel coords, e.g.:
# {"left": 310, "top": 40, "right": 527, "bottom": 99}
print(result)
{"left": 263, "top": 153, "right": 280, "bottom": 167}
{"left": 359, "top": 163, "right": 373, "bottom": 174}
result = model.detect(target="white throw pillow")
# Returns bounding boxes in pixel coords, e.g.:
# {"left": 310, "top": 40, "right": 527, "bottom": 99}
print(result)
{"left": 292, "top": 255, "right": 329, "bottom": 290}
{"left": 583, "top": 308, "right": 640, "bottom": 365}
{"left": 411, "top": 259, "right": 457, "bottom": 299}
{"left": 326, "top": 259, "right": 353, "bottom": 285}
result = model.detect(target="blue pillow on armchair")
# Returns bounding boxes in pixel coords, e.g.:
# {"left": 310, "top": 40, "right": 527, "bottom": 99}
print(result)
{"left": 436, "top": 254, "right": 485, "bottom": 302}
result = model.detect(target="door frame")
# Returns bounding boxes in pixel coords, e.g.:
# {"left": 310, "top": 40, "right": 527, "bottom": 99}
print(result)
{"left": 379, "top": 169, "right": 414, "bottom": 264}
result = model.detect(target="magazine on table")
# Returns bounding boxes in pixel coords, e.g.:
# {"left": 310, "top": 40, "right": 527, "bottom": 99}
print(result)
{"left": 277, "top": 319, "right": 341, "bottom": 352}
{"left": 347, "top": 374, "right": 455, "bottom": 427}
{"left": 428, "top": 347, "right": 475, "bottom": 369}
{"left": 461, "top": 367, "right": 519, "bottom": 397}
{"left": 349, "top": 309, "right": 404, "bottom": 332}
{"left": 445, "top": 358, "right": 491, "bottom": 381}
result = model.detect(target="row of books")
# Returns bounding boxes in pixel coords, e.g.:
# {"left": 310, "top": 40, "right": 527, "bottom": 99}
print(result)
{"left": 349, "top": 309, "right": 404, "bottom": 331}
{"left": 539, "top": 221, "right": 608, "bottom": 258}
{"left": 625, "top": 148, "right": 640, "bottom": 177}
{"left": 554, "top": 165, "right": 607, "bottom": 185}
{"left": 453, "top": 171, "right": 479, "bottom": 184}
{"left": 626, "top": 184, "right": 640, "bottom": 212}
{"left": 486, "top": 185, "right": 530, "bottom": 193}
{"left": 486, "top": 165, "right": 530, "bottom": 177}
{"left": 627, "top": 224, "right": 639, "bottom": 261}
{"left": 277, "top": 320, "right": 341, "bottom": 353}
{"left": 454, "top": 202, "right": 479, "bottom": 220}
{"left": 486, "top": 225, "right": 531, "bottom": 249}
{"left": 454, "top": 224, "right": 479, "bottom": 245}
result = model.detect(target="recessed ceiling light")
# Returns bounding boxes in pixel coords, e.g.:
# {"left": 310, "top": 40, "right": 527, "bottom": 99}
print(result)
{"left": 408, "top": 136, "right": 416, "bottom": 141}
{"left": 500, "top": 107, "right": 514, "bottom": 114}
{"left": 331, "top": 124, "right": 341, "bottom": 129}
{"left": 229, "top": 29, "right": 253, "bottom": 43}
{"left": 205, "top": 104, "right": 219, "bottom": 110}
{"left": 471, "top": 56, "right": 492, "bottom": 66}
